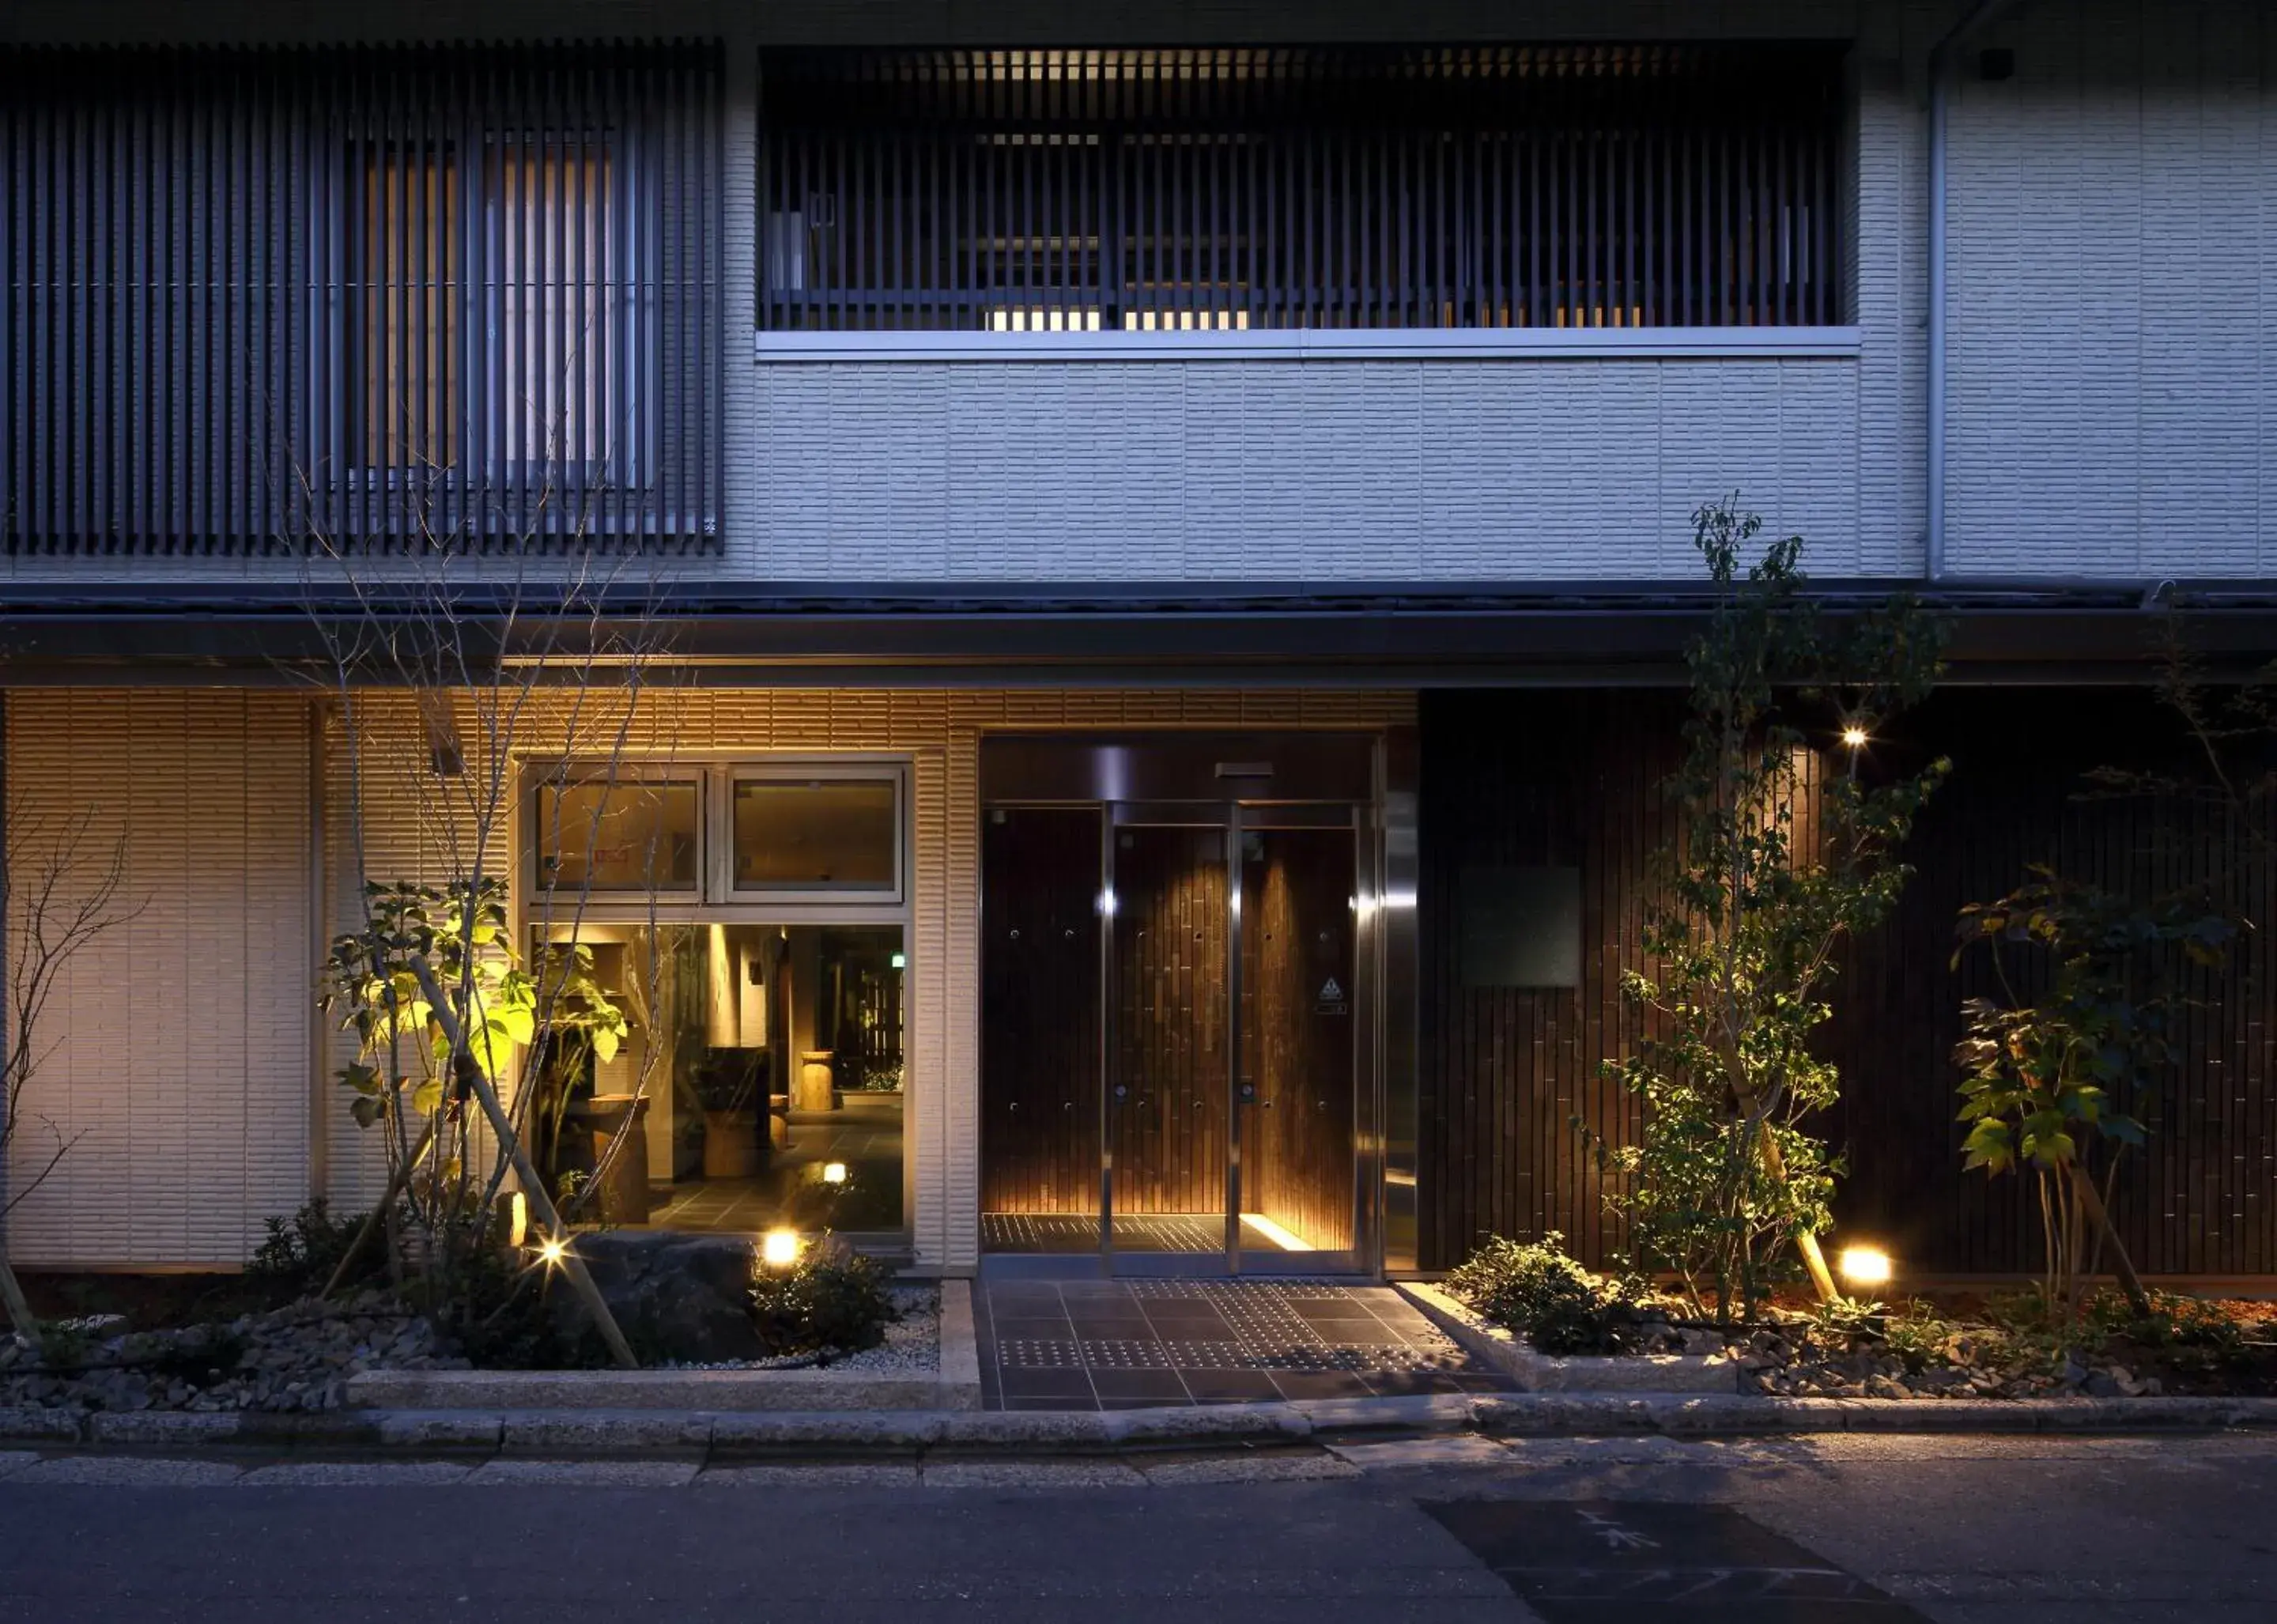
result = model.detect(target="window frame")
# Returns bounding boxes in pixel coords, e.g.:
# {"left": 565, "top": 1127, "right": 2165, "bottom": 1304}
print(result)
{"left": 716, "top": 763, "right": 908, "bottom": 906}
{"left": 525, "top": 763, "right": 707, "bottom": 901}
{"left": 521, "top": 757, "right": 912, "bottom": 918}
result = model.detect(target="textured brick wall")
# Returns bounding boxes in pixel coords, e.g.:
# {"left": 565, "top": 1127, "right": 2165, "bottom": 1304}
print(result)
{"left": 1946, "top": 0, "right": 2277, "bottom": 576}
{"left": 4, "top": 691, "right": 315, "bottom": 1267}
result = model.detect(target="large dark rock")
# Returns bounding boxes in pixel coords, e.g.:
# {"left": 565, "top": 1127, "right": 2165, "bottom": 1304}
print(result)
{"left": 568, "top": 1232, "right": 762, "bottom": 1362}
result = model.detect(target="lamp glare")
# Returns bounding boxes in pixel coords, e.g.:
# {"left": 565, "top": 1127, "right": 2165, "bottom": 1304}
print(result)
{"left": 537, "top": 1234, "right": 568, "bottom": 1269}
{"left": 1841, "top": 727, "right": 1870, "bottom": 750}
{"left": 1837, "top": 1244, "right": 1894, "bottom": 1288}
{"left": 761, "top": 1229, "right": 803, "bottom": 1269}
{"left": 821, "top": 1161, "right": 849, "bottom": 1185}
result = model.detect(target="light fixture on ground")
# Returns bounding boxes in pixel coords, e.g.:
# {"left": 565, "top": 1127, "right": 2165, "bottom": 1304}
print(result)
{"left": 821, "top": 1161, "right": 848, "bottom": 1185}
{"left": 1841, "top": 726, "right": 1870, "bottom": 750}
{"left": 507, "top": 1191, "right": 528, "bottom": 1249}
{"left": 537, "top": 1233, "right": 568, "bottom": 1269}
{"left": 761, "top": 1228, "right": 803, "bottom": 1269}
{"left": 1837, "top": 1244, "right": 1894, "bottom": 1289}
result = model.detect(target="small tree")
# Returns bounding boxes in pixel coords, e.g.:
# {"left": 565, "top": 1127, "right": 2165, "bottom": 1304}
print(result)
{"left": 1598, "top": 499, "right": 1948, "bottom": 1321}
{"left": 0, "top": 805, "right": 142, "bottom": 1343}
{"left": 1954, "top": 871, "right": 2232, "bottom": 1327}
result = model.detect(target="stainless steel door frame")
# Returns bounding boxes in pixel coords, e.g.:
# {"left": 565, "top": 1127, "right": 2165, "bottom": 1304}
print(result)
{"left": 1097, "top": 799, "right": 1374, "bottom": 1276}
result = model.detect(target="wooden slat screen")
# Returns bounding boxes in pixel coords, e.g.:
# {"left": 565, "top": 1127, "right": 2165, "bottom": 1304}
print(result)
{"left": 1419, "top": 689, "right": 2277, "bottom": 1279}
{"left": 1, "top": 41, "right": 723, "bottom": 558}
{"left": 759, "top": 43, "right": 1846, "bottom": 334}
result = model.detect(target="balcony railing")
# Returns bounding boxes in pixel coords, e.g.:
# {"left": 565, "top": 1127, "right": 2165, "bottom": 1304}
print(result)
{"left": 758, "top": 44, "right": 1848, "bottom": 335}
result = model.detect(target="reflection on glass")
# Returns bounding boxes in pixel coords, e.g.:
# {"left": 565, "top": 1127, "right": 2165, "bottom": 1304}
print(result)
{"left": 530, "top": 923, "right": 906, "bottom": 1235}
{"left": 531, "top": 780, "right": 699, "bottom": 891}
{"left": 733, "top": 779, "right": 897, "bottom": 890}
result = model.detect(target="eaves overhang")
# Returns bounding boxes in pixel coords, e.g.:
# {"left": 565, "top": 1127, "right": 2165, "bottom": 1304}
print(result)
{"left": 1, "top": 578, "right": 2272, "bottom": 688}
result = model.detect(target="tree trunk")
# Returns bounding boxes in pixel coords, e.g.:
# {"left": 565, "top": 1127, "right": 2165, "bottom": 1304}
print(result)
{"left": 408, "top": 957, "right": 638, "bottom": 1370}
{"left": 2068, "top": 1161, "right": 2150, "bottom": 1316}
{"left": 1754, "top": 1124, "right": 1841, "bottom": 1302}
{"left": 0, "top": 1248, "right": 38, "bottom": 1349}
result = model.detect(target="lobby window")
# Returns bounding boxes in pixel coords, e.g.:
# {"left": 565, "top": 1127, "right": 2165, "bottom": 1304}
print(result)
{"left": 523, "top": 760, "right": 912, "bottom": 1238}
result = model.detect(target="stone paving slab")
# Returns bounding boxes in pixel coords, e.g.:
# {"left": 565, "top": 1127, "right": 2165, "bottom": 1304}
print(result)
{"left": 468, "top": 1457, "right": 702, "bottom": 1486}
{"left": 237, "top": 1460, "right": 477, "bottom": 1486}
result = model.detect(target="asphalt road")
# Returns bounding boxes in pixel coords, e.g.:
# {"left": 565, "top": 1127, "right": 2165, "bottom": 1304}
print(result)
{"left": 2, "top": 1433, "right": 2272, "bottom": 1622}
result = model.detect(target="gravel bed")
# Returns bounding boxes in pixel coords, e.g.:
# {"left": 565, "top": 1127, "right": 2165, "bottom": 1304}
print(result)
{"left": 659, "top": 1285, "right": 940, "bottom": 1373}
{"left": 0, "top": 1290, "right": 466, "bottom": 1414}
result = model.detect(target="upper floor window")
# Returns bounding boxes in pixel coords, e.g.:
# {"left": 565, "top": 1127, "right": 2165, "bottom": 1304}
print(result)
{"left": 758, "top": 44, "right": 1847, "bottom": 334}
{"left": 1, "top": 42, "right": 722, "bottom": 558}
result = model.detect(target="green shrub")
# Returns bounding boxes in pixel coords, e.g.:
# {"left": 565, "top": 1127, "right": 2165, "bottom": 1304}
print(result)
{"left": 747, "top": 1244, "right": 897, "bottom": 1358}
{"left": 1445, "top": 1232, "right": 1644, "bottom": 1355}
{"left": 245, "top": 1199, "right": 391, "bottom": 1300}
{"left": 1876, "top": 1299, "right": 1964, "bottom": 1371}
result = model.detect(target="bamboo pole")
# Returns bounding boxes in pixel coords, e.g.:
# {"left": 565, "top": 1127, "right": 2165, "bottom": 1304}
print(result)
{"left": 318, "top": 1116, "right": 437, "bottom": 1302}
{"left": 409, "top": 957, "right": 638, "bottom": 1369}
{"left": 0, "top": 1252, "right": 39, "bottom": 1350}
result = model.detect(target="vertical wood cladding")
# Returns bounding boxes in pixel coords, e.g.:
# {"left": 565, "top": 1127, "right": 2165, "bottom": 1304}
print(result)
{"left": 1418, "top": 687, "right": 2277, "bottom": 1278}
{"left": 1109, "top": 825, "right": 1231, "bottom": 1218}
{"left": 1240, "top": 826, "right": 1358, "bottom": 1251}
{"left": 977, "top": 806, "right": 1101, "bottom": 1215}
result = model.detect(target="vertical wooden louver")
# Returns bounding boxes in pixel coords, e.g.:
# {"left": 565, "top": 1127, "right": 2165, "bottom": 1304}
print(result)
{"left": 759, "top": 44, "right": 1846, "bottom": 334}
{"left": 1, "top": 41, "right": 723, "bottom": 558}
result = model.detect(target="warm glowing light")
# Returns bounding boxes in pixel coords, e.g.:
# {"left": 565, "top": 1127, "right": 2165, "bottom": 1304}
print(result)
{"left": 1837, "top": 1244, "right": 1894, "bottom": 1288}
{"left": 761, "top": 1228, "right": 803, "bottom": 1269}
{"left": 1238, "top": 1213, "right": 1312, "bottom": 1252}
{"left": 537, "top": 1234, "right": 568, "bottom": 1269}
{"left": 1841, "top": 727, "right": 1870, "bottom": 750}
{"left": 507, "top": 1191, "right": 529, "bottom": 1249}
{"left": 821, "top": 1162, "right": 848, "bottom": 1185}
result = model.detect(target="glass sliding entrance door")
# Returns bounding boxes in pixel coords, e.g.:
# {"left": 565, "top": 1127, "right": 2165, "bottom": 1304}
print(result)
{"left": 1235, "top": 812, "right": 1364, "bottom": 1270}
{"left": 976, "top": 745, "right": 1380, "bottom": 1275}
{"left": 1105, "top": 811, "right": 1233, "bottom": 1258}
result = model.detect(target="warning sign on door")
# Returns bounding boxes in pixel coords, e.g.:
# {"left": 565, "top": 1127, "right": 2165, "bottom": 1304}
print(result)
{"left": 1316, "top": 976, "right": 1348, "bottom": 1015}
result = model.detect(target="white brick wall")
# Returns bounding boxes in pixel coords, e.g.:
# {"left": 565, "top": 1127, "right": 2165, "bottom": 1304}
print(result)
{"left": 4, "top": 692, "right": 315, "bottom": 1267}
{"left": 745, "top": 357, "right": 1866, "bottom": 580}
{"left": 1945, "top": 0, "right": 2277, "bottom": 576}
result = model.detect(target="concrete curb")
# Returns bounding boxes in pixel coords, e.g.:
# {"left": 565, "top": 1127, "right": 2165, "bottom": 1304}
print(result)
{"left": 6, "top": 1392, "right": 2276, "bottom": 1458}
{"left": 1395, "top": 1281, "right": 1739, "bottom": 1394}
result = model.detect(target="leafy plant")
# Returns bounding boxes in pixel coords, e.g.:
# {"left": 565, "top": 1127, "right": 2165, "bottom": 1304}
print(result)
{"left": 319, "top": 878, "right": 630, "bottom": 1298}
{"left": 746, "top": 1242, "right": 897, "bottom": 1358}
{"left": 245, "top": 1199, "right": 394, "bottom": 1301}
{"left": 1444, "top": 1232, "right": 1667, "bottom": 1355}
{"left": 1954, "top": 873, "right": 2233, "bottom": 1325}
{"left": 1594, "top": 498, "right": 1948, "bottom": 1323}
{"left": 1803, "top": 1294, "right": 1886, "bottom": 1353}
{"left": 1878, "top": 1298, "right": 1964, "bottom": 1372}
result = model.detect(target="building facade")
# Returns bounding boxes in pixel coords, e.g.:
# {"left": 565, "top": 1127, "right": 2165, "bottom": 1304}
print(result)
{"left": 4, "top": 1, "right": 2275, "bottom": 1282}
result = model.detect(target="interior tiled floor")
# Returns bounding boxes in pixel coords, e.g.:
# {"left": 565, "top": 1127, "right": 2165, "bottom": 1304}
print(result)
{"left": 974, "top": 1278, "right": 1512, "bottom": 1411}
{"left": 641, "top": 1095, "right": 904, "bottom": 1233}
{"left": 981, "top": 1213, "right": 1230, "bottom": 1254}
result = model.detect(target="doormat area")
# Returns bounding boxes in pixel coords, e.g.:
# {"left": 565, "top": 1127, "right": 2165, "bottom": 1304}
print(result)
{"left": 976, "top": 1279, "right": 1511, "bottom": 1411}
{"left": 1422, "top": 1499, "right": 1931, "bottom": 1622}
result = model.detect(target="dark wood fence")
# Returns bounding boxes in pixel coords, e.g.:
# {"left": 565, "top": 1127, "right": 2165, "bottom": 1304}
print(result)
{"left": 759, "top": 44, "right": 1847, "bottom": 333}
{"left": 2, "top": 42, "right": 723, "bottom": 556}
{"left": 1419, "top": 688, "right": 2277, "bottom": 1279}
